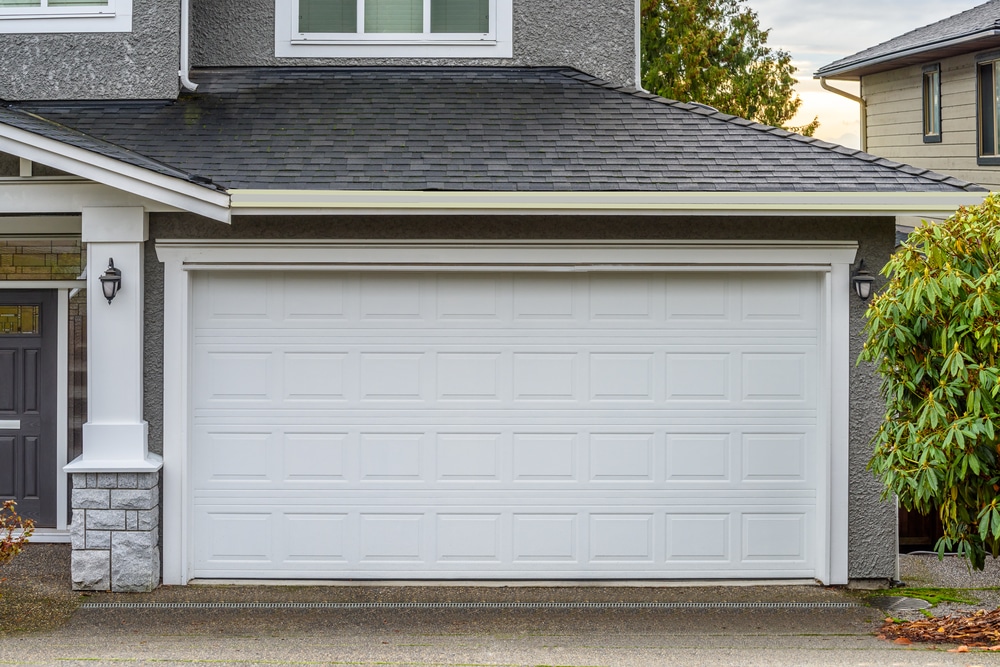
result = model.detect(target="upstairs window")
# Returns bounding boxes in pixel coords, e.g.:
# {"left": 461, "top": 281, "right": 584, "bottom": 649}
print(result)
{"left": 922, "top": 64, "right": 941, "bottom": 143}
{"left": 0, "top": 0, "right": 131, "bottom": 32}
{"left": 276, "top": 0, "right": 512, "bottom": 58}
{"left": 979, "top": 57, "right": 1000, "bottom": 163}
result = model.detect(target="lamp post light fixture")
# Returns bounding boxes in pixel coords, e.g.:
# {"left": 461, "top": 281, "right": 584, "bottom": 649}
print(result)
{"left": 850, "top": 260, "right": 876, "bottom": 301}
{"left": 99, "top": 258, "right": 122, "bottom": 304}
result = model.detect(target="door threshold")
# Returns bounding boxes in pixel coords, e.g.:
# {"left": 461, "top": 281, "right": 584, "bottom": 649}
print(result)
{"left": 27, "top": 528, "right": 70, "bottom": 543}
{"left": 189, "top": 578, "right": 820, "bottom": 588}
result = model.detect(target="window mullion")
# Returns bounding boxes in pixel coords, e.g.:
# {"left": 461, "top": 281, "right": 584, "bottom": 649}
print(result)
{"left": 994, "top": 63, "right": 1000, "bottom": 154}
{"left": 357, "top": 0, "right": 364, "bottom": 33}
{"left": 423, "top": 0, "right": 430, "bottom": 34}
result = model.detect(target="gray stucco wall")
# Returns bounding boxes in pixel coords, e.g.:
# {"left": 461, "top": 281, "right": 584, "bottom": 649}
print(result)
{"left": 143, "top": 213, "right": 896, "bottom": 580}
{"left": 191, "top": 0, "right": 637, "bottom": 87}
{"left": 0, "top": 0, "right": 179, "bottom": 101}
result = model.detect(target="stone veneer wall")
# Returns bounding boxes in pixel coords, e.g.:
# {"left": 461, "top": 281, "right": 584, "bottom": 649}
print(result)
{"left": 70, "top": 472, "right": 160, "bottom": 592}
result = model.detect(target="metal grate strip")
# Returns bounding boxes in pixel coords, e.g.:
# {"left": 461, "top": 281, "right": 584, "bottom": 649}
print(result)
{"left": 80, "top": 601, "right": 860, "bottom": 610}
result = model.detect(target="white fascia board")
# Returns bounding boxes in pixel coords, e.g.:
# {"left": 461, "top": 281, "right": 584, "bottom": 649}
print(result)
{"left": 156, "top": 239, "right": 860, "bottom": 268}
{"left": 0, "top": 179, "right": 184, "bottom": 214}
{"left": 0, "top": 123, "right": 230, "bottom": 222}
{"left": 228, "top": 189, "right": 986, "bottom": 217}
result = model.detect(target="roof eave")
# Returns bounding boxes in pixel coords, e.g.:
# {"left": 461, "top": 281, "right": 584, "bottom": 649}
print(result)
{"left": 816, "top": 28, "right": 1000, "bottom": 80}
{"left": 0, "top": 121, "right": 232, "bottom": 223}
{"left": 229, "top": 190, "right": 987, "bottom": 217}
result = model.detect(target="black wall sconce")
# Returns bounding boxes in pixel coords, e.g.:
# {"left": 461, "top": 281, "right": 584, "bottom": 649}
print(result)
{"left": 850, "top": 260, "right": 876, "bottom": 301}
{"left": 99, "top": 258, "right": 122, "bottom": 304}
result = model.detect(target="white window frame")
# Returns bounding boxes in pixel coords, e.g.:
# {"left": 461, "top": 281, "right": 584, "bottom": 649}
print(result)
{"left": 275, "top": 0, "right": 512, "bottom": 58}
{"left": 0, "top": 0, "right": 131, "bottom": 33}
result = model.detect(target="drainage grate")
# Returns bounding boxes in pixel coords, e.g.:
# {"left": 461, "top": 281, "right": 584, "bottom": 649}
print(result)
{"left": 80, "top": 601, "right": 860, "bottom": 610}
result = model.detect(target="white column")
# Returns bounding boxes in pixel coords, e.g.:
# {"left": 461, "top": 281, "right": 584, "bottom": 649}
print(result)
{"left": 65, "top": 207, "right": 160, "bottom": 473}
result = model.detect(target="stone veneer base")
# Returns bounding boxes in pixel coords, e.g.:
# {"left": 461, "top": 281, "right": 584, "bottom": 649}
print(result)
{"left": 70, "top": 472, "right": 160, "bottom": 592}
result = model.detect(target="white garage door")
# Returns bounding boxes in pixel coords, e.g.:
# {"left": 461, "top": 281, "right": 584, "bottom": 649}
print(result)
{"left": 190, "top": 270, "right": 824, "bottom": 579}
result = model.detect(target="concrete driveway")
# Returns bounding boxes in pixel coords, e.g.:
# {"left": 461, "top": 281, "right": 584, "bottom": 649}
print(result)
{"left": 3, "top": 545, "right": 1000, "bottom": 666}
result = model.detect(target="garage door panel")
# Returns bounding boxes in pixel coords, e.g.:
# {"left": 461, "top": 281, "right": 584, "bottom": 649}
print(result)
{"left": 191, "top": 270, "right": 824, "bottom": 579}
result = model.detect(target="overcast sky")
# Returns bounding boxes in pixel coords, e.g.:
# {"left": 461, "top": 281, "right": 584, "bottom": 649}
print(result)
{"left": 750, "top": 1, "right": 984, "bottom": 147}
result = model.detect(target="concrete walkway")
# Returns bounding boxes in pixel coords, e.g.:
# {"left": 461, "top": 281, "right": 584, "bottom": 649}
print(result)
{"left": 2, "top": 545, "right": 1000, "bottom": 665}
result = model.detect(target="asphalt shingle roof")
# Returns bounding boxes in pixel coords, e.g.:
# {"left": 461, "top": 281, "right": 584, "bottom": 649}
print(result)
{"left": 816, "top": 0, "right": 1000, "bottom": 78}
{"left": 3, "top": 67, "right": 984, "bottom": 193}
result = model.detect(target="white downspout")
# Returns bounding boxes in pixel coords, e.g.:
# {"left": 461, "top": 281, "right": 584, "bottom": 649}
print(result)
{"left": 179, "top": 0, "right": 198, "bottom": 92}
{"left": 634, "top": 0, "right": 642, "bottom": 89}
{"left": 820, "top": 77, "right": 866, "bottom": 152}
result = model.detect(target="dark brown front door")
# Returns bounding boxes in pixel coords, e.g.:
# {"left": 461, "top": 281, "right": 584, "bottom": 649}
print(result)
{"left": 0, "top": 291, "right": 57, "bottom": 527}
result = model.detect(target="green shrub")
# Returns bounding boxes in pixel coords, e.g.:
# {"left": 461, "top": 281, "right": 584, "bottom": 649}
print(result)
{"left": 861, "top": 193, "right": 1000, "bottom": 569}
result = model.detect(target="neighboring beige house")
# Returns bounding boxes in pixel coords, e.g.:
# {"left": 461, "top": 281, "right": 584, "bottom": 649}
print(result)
{"left": 816, "top": 0, "right": 1000, "bottom": 190}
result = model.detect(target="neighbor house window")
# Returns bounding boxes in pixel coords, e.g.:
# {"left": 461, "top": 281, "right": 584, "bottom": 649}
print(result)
{"left": 979, "top": 57, "right": 1000, "bottom": 163}
{"left": 922, "top": 64, "right": 941, "bottom": 142}
{"left": 0, "top": 0, "right": 131, "bottom": 32}
{"left": 275, "top": 0, "right": 512, "bottom": 58}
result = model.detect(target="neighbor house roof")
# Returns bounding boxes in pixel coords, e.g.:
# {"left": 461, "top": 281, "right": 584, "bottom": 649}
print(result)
{"left": 1, "top": 67, "right": 985, "bottom": 194}
{"left": 816, "top": 0, "right": 1000, "bottom": 79}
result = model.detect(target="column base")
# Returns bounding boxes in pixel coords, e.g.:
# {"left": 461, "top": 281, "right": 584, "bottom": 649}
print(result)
{"left": 70, "top": 471, "right": 160, "bottom": 592}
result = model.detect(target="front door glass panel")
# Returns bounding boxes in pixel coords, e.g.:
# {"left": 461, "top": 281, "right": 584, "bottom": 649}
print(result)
{"left": 0, "top": 305, "right": 40, "bottom": 335}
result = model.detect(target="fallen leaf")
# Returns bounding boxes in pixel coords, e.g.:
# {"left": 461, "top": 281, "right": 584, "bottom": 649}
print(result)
{"left": 947, "top": 645, "right": 970, "bottom": 653}
{"left": 894, "top": 637, "right": 913, "bottom": 645}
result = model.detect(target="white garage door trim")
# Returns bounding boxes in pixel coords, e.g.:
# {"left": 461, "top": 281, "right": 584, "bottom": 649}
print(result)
{"left": 157, "top": 240, "right": 856, "bottom": 586}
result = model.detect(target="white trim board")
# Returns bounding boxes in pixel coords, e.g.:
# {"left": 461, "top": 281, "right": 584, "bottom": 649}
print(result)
{"left": 228, "top": 189, "right": 986, "bottom": 216}
{"left": 156, "top": 239, "right": 855, "bottom": 586}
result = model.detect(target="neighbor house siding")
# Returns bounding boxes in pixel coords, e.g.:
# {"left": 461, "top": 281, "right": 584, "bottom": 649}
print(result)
{"left": 863, "top": 52, "right": 1000, "bottom": 189}
{"left": 0, "top": 0, "right": 179, "bottom": 101}
{"left": 190, "top": 0, "right": 637, "bottom": 87}
{"left": 143, "top": 212, "right": 897, "bottom": 580}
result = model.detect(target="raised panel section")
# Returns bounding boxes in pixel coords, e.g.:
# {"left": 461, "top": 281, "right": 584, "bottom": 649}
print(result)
{"left": 666, "top": 434, "right": 729, "bottom": 481}
{"left": 590, "top": 514, "right": 653, "bottom": 562}
{"left": 664, "top": 275, "right": 728, "bottom": 320}
{"left": 513, "top": 514, "right": 576, "bottom": 561}
{"left": 199, "top": 432, "right": 271, "bottom": 483}
{"left": 665, "top": 354, "right": 729, "bottom": 400}
{"left": 513, "top": 353, "right": 575, "bottom": 400}
{"left": 513, "top": 433, "right": 575, "bottom": 480}
{"left": 204, "top": 273, "right": 270, "bottom": 319}
{"left": 22, "top": 350, "right": 38, "bottom": 414}
{"left": 589, "top": 275, "right": 652, "bottom": 319}
{"left": 22, "top": 436, "right": 37, "bottom": 498}
{"left": 283, "top": 514, "right": 348, "bottom": 562}
{"left": 743, "top": 514, "right": 807, "bottom": 561}
{"left": 436, "top": 434, "right": 499, "bottom": 480}
{"left": 513, "top": 275, "right": 574, "bottom": 319}
{"left": 436, "top": 275, "right": 500, "bottom": 320}
{"left": 0, "top": 435, "right": 13, "bottom": 496}
{"left": 437, "top": 353, "right": 499, "bottom": 400}
{"left": 282, "top": 273, "right": 346, "bottom": 319}
{"left": 666, "top": 514, "right": 730, "bottom": 560}
{"left": 741, "top": 276, "right": 812, "bottom": 322}
{"left": 360, "top": 514, "right": 423, "bottom": 561}
{"left": 200, "top": 512, "right": 273, "bottom": 563}
{"left": 360, "top": 275, "right": 421, "bottom": 319}
{"left": 743, "top": 353, "right": 806, "bottom": 401}
{"left": 202, "top": 352, "right": 270, "bottom": 401}
{"left": 590, "top": 354, "right": 652, "bottom": 400}
{"left": 360, "top": 433, "right": 422, "bottom": 480}
{"left": 283, "top": 433, "right": 347, "bottom": 482}
{"left": 589, "top": 434, "right": 653, "bottom": 480}
{"left": 743, "top": 434, "right": 806, "bottom": 481}
{"left": 284, "top": 353, "right": 346, "bottom": 400}
{"left": 436, "top": 514, "right": 500, "bottom": 561}
{"left": 360, "top": 353, "right": 422, "bottom": 400}
{"left": 0, "top": 350, "right": 13, "bottom": 412}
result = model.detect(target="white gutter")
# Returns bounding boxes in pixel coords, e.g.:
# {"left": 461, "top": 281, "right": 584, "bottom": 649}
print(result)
{"left": 819, "top": 78, "right": 867, "bottom": 152}
{"left": 178, "top": 0, "right": 197, "bottom": 92}
{"left": 229, "top": 189, "right": 984, "bottom": 217}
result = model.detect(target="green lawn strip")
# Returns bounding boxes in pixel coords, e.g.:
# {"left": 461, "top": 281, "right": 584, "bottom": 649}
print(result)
{"left": 879, "top": 587, "right": 990, "bottom": 607}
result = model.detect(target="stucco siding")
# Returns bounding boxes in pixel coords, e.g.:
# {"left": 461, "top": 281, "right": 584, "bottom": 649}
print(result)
{"left": 190, "top": 0, "right": 637, "bottom": 87}
{"left": 863, "top": 52, "right": 1000, "bottom": 190}
{"left": 143, "top": 213, "right": 897, "bottom": 580}
{"left": 0, "top": 0, "right": 179, "bottom": 101}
